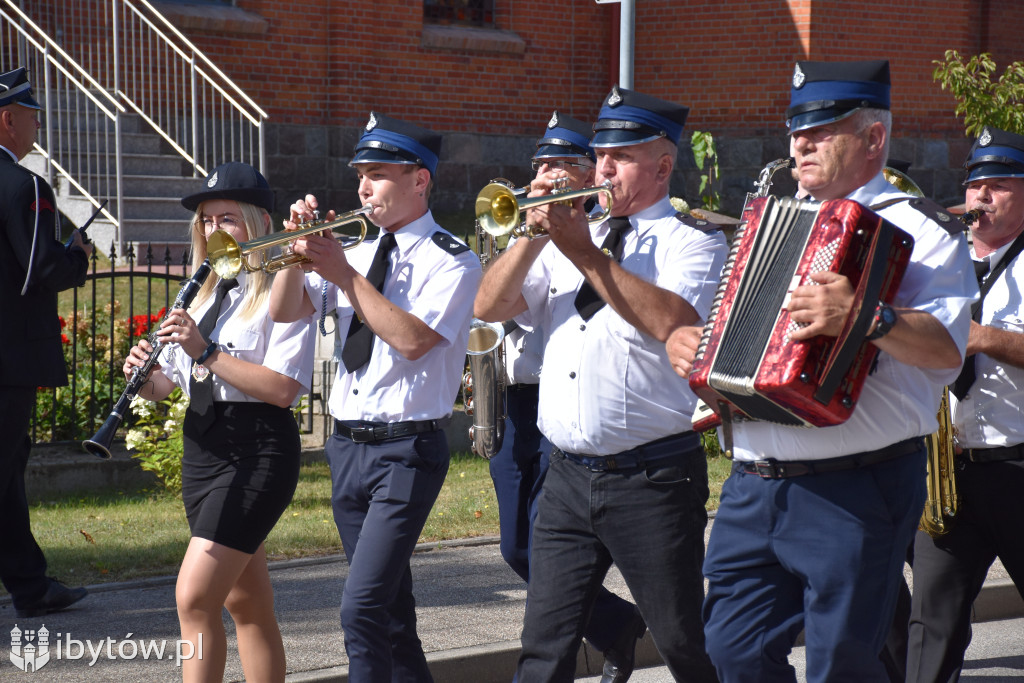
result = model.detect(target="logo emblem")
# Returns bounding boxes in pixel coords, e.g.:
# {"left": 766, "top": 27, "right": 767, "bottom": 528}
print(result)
{"left": 936, "top": 213, "right": 950, "bottom": 222}
{"left": 11, "top": 625, "right": 51, "bottom": 672}
{"left": 979, "top": 127, "right": 992, "bottom": 147}
{"left": 548, "top": 111, "right": 559, "bottom": 129}
{"left": 366, "top": 112, "right": 378, "bottom": 132}
{"left": 607, "top": 86, "right": 623, "bottom": 107}
{"left": 207, "top": 172, "right": 218, "bottom": 188}
{"left": 792, "top": 64, "right": 806, "bottom": 89}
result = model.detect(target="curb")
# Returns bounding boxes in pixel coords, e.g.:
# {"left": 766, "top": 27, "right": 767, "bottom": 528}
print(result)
{"left": 282, "top": 577, "right": 1023, "bottom": 683}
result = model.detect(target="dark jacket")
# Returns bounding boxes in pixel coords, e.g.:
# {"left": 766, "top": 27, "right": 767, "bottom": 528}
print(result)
{"left": 0, "top": 151, "right": 89, "bottom": 387}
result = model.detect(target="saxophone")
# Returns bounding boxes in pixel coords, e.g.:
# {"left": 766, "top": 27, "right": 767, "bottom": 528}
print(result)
{"left": 461, "top": 193, "right": 512, "bottom": 459}
{"left": 920, "top": 387, "right": 959, "bottom": 536}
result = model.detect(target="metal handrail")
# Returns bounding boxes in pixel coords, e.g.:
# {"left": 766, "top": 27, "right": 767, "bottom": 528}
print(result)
{"left": 0, "top": 2, "right": 124, "bottom": 232}
{"left": 1, "top": 0, "right": 267, "bottom": 252}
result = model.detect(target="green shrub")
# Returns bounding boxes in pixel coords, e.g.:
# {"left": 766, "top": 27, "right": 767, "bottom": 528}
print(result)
{"left": 124, "top": 389, "right": 187, "bottom": 493}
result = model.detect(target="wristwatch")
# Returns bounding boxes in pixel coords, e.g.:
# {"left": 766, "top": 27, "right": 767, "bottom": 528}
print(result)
{"left": 866, "top": 301, "right": 897, "bottom": 341}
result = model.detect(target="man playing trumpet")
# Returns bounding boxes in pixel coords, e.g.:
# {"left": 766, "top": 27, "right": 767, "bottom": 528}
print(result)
{"left": 269, "top": 112, "right": 481, "bottom": 681}
{"left": 476, "top": 86, "right": 726, "bottom": 682}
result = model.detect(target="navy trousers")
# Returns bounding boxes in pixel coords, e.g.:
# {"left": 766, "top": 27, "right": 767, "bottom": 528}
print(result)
{"left": 326, "top": 428, "right": 450, "bottom": 683}
{"left": 489, "top": 383, "right": 637, "bottom": 653}
{"left": 517, "top": 443, "right": 717, "bottom": 682}
{"left": 0, "top": 386, "right": 49, "bottom": 606}
{"left": 907, "top": 457, "right": 1024, "bottom": 683}
{"left": 703, "top": 448, "right": 927, "bottom": 683}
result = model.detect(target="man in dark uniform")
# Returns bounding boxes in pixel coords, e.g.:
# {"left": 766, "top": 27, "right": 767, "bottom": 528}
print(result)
{"left": 489, "top": 111, "right": 645, "bottom": 682}
{"left": 476, "top": 86, "right": 726, "bottom": 683}
{"left": 906, "top": 126, "right": 1024, "bottom": 683}
{"left": 270, "top": 113, "right": 481, "bottom": 681}
{"left": 0, "top": 66, "right": 92, "bottom": 617}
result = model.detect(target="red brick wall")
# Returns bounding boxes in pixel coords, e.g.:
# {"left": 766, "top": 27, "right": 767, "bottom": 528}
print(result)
{"left": 183, "top": 0, "right": 1024, "bottom": 138}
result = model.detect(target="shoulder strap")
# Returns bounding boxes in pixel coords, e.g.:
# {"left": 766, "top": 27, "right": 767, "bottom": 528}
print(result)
{"left": 974, "top": 229, "right": 1024, "bottom": 318}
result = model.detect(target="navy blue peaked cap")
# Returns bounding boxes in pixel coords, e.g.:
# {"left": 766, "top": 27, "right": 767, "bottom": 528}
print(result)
{"left": 786, "top": 60, "right": 890, "bottom": 133}
{"left": 0, "top": 67, "right": 41, "bottom": 110}
{"left": 591, "top": 86, "right": 688, "bottom": 147}
{"left": 351, "top": 112, "right": 442, "bottom": 176}
{"left": 964, "top": 126, "right": 1024, "bottom": 183}
{"left": 534, "top": 111, "right": 595, "bottom": 161}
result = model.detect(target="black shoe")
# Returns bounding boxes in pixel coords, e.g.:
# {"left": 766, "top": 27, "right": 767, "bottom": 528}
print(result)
{"left": 601, "top": 608, "right": 647, "bottom": 683}
{"left": 14, "top": 579, "right": 88, "bottom": 618}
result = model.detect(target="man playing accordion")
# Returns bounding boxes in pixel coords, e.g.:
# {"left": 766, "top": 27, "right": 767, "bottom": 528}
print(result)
{"left": 667, "top": 60, "right": 977, "bottom": 683}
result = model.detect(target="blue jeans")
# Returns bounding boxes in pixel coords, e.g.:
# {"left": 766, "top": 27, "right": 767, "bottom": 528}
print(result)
{"left": 517, "top": 442, "right": 717, "bottom": 682}
{"left": 703, "top": 448, "right": 927, "bottom": 683}
{"left": 326, "top": 428, "right": 450, "bottom": 683}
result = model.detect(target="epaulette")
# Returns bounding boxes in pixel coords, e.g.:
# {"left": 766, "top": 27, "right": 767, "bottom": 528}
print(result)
{"left": 908, "top": 197, "right": 968, "bottom": 236}
{"left": 675, "top": 212, "right": 721, "bottom": 234}
{"left": 431, "top": 231, "right": 471, "bottom": 255}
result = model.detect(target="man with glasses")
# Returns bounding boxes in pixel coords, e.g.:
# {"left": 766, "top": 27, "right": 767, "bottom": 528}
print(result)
{"left": 488, "top": 111, "right": 644, "bottom": 683}
{"left": 476, "top": 87, "right": 725, "bottom": 682}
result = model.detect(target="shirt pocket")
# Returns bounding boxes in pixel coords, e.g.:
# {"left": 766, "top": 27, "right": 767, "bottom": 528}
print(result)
{"left": 221, "top": 327, "right": 260, "bottom": 355}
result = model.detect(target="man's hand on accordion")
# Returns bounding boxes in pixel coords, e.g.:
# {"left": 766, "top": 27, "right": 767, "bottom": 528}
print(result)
{"left": 666, "top": 325, "right": 704, "bottom": 379}
{"left": 786, "top": 271, "right": 855, "bottom": 340}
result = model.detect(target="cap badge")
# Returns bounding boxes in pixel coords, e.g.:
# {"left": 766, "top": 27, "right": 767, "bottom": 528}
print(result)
{"left": 607, "top": 86, "right": 623, "bottom": 107}
{"left": 548, "top": 111, "right": 559, "bottom": 129}
{"left": 792, "top": 64, "right": 806, "bottom": 89}
{"left": 207, "top": 171, "right": 218, "bottom": 188}
{"left": 979, "top": 127, "right": 992, "bottom": 147}
{"left": 366, "top": 112, "right": 378, "bottom": 132}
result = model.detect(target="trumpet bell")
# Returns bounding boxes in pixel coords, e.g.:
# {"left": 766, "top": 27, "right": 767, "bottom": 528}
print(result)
{"left": 475, "top": 180, "right": 614, "bottom": 239}
{"left": 206, "top": 205, "right": 371, "bottom": 279}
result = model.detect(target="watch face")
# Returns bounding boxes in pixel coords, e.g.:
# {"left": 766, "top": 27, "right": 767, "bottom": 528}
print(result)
{"left": 881, "top": 305, "right": 897, "bottom": 326}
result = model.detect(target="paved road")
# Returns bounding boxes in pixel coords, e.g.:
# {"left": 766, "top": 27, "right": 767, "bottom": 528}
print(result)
{"left": 1, "top": 534, "right": 1019, "bottom": 682}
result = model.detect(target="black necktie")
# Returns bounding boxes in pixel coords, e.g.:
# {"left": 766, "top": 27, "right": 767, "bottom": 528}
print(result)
{"left": 950, "top": 259, "right": 990, "bottom": 400}
{"left": 188, "top": 278, "right": 238, "bottom": 433}
{"left": 342, "top": 232, "right": 397, "bottom": 373}
{"left": 574, "top": 217, "right": 632, "bottom": 321}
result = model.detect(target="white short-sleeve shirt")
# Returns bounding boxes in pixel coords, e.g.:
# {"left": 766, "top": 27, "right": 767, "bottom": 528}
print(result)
{"left": 309, "top": 210, "right": 482, "bottom": 422}
{"left": 730, "top": 173, "right": 978, "bottom": 461}
{"left": 520, "top": 195, "right": 728, "bottom": 456}
{"left": 161, "top": 272, "right": 315, "bottom": 405}
{"left": 951, "top": 238, "right": 1024, "bottom": 448}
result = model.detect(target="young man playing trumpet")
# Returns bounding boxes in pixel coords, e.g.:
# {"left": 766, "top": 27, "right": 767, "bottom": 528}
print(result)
{"left": 269, "top": 112, "right": 481, "bottom": 681}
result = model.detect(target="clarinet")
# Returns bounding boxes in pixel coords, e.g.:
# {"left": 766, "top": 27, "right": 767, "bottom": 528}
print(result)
{"left": 83, "top": 260, "right": 213, "bottom": 459}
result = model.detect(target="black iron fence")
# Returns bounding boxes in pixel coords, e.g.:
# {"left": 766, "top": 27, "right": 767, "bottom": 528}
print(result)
{"left": 32, "top": 242, "right": 316, "bottom": 450}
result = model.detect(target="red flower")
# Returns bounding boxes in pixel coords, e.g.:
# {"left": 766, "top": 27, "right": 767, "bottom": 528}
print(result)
{"left": 61, "top": 333, "right": 70, "bottom": 344}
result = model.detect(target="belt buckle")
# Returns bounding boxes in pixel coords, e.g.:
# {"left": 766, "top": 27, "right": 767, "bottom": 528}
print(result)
{"left": 753, "top": 460, "right": 782, "bottom": 479}
{"left": 349, "top": 427, "right": 376, "bottom": 444}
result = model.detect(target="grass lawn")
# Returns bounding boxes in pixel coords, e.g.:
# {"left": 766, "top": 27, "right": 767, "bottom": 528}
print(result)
{"left": 18, "top": 451, "right": 733, "bottom": 589}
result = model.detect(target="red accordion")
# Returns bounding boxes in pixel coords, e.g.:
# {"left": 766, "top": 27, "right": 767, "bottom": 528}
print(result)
{"left": 689, "top": 196, "right": 914, "bottom": 429}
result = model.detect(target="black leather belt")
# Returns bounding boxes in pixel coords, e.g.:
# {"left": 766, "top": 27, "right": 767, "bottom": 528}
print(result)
{"left": 961, "top": 443, "right": 1024, "bottom": 463}
{"left": 334, "top": 418, "right": 449, "bottom": 444}
{"left": 556, "top": 431, "right": 702, "bottom": 472}
{"left": 735, "top": 436, "right": 925, "bottom": 480}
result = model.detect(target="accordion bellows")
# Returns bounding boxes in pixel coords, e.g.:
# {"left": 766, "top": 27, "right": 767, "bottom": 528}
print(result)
{"left": 689, "top": 196, "right": 913, "bottom": 429}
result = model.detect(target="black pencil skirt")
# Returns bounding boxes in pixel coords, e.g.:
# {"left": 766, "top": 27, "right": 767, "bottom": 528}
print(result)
{"left": 181, "top": 401, "right": 301, "bottom": 554}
